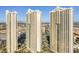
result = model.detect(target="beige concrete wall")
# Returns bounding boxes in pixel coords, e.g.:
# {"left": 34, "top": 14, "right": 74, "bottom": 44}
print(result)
{"left": 6, "top": 11, "right": 17, "bottom": 53}
{"left": 50, "top": 7, "right": 73, "bottom": 53}
{"left": 26, "top": 10, "right": 41, "bottom": 52}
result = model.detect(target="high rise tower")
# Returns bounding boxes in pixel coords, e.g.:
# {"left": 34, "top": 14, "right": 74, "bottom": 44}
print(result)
{"left": 26, "top": 9, "right": 41, "bottom": 52}
{"left": 6, "top": 10, "right": 17, "bottom": 53}
{"left": 50, "top": 7, "right": 73, "bottom": 53}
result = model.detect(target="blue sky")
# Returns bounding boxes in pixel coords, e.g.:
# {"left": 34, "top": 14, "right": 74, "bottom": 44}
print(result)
{"left": 0, "top": 6, "right": 78, "bottom": 23}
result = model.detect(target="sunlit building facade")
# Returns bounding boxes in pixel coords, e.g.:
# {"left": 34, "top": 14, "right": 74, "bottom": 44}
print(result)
{"left": 6, "top": 10, "right": 17, "bottom": 53}
{"left": 50, "top": 7, "right": 73, "bottom": 53}
{"left": 26, "top": 9, "right": 41, "bottom": 52}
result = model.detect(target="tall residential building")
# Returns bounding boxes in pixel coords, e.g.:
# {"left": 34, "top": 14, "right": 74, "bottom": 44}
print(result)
{"left": 50, "top": 7, "right": 73, "bottom": 53}
{"left": 6, "top": 10, "right": 17, "bottom": 53}
{"left": 26, "top": 9, "right": 41, "bottom": 52}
